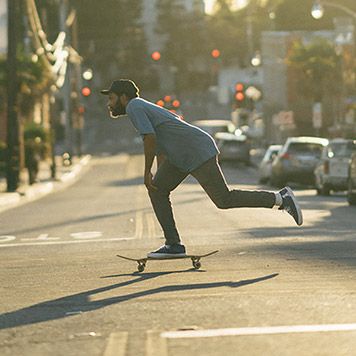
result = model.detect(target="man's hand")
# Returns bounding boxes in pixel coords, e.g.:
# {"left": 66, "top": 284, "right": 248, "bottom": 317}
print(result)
{"left": 144, "top": 171, "right": 157, "bottom": 191}
{"left": 143, "top": 134, "right": 158, "bottom": 191}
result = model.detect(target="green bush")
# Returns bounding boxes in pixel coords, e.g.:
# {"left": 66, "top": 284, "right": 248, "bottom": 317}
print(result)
{"left": 24, "top": 122, "right": 50, "bottom": 159}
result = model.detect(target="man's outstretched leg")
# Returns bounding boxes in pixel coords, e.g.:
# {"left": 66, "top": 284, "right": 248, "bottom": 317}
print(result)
{"left": 147, "top": 160, "right": 188, "bottom": 258}
{"left": 192, "top": 156, "right": 303, "bottom": 226}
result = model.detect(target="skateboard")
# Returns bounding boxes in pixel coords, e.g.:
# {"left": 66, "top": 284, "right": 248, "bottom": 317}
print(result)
{"left": 116, "top": 250, "right": 219, "bottom": 272}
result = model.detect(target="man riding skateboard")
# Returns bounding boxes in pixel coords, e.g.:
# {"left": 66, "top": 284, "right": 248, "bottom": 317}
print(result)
{"left": 101, "top": 79, "right": 303, "bottom": 258}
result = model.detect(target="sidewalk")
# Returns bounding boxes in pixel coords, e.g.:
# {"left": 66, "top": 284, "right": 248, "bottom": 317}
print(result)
{"left": 0, "top": 155, "right": 91, "bottom": 213}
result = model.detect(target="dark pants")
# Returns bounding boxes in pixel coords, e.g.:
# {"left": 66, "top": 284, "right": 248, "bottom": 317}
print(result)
{"left": 148, "top": 156, "right": 276, "bottom": 245}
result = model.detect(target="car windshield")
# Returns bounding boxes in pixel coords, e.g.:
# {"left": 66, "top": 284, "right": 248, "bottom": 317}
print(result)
{"left": 287, "top": 142, "right": 323, "bottom": 157}
{"left": 328, "top": 142, "right": 356, "bottom": 158}
{"left": 202, "top": 126, "right": 228, "bottom": 135}
{"left": 194, "top": 122, "right": 235, "bottom": 136}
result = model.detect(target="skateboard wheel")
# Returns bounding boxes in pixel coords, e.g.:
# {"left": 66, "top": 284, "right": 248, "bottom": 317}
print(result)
{"left": 193, "top": 261, "right": 201, "bottom": 269}
{"left": 138, "top": 264, "right": 145, "bottom": 272}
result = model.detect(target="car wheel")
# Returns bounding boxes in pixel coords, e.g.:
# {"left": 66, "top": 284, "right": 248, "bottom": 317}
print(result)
{"left": 320, "top": 184, "right": 330, "bottom": 196}
{"left": 347, "top": 178, "right": 356, "bottom": 206}
{"left": 259, "top": 177, "right": 268, "bottom": 184}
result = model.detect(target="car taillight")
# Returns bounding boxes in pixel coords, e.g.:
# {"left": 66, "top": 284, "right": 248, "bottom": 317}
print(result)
{"left": 281, "top": 153, "right": 290, "bottom": 160}
{"left": 324, "top": 161, "right": 329, "bottom": 174}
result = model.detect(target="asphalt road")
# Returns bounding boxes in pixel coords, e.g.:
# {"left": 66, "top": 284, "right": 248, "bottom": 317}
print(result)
{"left": 1, "top": 153, "right": 356, "bottom": 356}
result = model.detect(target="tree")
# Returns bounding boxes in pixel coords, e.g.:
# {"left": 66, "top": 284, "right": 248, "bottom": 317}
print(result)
{"left": 206, "top": 1, "right": 248, "bottom": 67}
{"left": 155, "top": 0, "right": 210, "bottom": 92}
{"left": 288, "top": 39, "right": 342, "bottom": 101}
{"left": 72, "top": 0, "right": 151, "bottom": 87}
{"left": 0, "top": 52, "right": 52, "bottom": 116}
{"left": 288, "top": 38, "right": 342, "bottom": 132}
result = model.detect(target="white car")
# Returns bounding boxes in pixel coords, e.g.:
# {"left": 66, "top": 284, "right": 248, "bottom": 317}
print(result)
{"left": 191, "top": 120, "right": 236, "bottom": 137}
{"left": 314, "top": 139, "right": 356, "bottom": 195}
{"left": 215, "top": 132, "right": 250, "bottom": 164}
{"left": 258, "top": 145, "right": 282, "bottom": 183}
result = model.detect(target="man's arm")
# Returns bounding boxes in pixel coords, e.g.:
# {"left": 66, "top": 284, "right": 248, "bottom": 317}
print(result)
{"left": 143, "top": 134, "right": 158, "bottom": 191}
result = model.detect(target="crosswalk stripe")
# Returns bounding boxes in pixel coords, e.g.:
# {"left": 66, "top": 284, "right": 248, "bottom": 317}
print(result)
{"left": 103, "top": 332, "right": 128, "bottom": 356}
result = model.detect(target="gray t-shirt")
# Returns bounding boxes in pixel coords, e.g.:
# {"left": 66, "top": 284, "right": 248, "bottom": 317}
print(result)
{"left": 126, "top": 97, "right": 219, "bottom": 172}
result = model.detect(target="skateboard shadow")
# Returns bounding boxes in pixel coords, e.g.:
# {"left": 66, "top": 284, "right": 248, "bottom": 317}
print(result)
{"left": 0, "top": 273, "right": 278, "bottom": 330}
{"left": 101, "top": 269, "right": 206, "bottom": 279}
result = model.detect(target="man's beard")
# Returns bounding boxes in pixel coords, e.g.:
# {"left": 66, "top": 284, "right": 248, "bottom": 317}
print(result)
{"left": 108, "top": 101, "right": 126, "bottom": 119}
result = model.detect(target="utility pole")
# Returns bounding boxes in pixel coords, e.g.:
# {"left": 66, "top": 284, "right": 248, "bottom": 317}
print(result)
{"left": 6, "top": 0, "right": 20, "bottom": 192}
{"left": 59, "top": 0, "right": 73, "bottom": 161}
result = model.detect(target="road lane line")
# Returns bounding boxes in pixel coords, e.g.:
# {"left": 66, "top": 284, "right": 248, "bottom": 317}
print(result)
{"left": 135, "top": 211, "right": 144, "bottom": 239}
{"left": 161, "top": 323, "right": 356, "bottom": 339}
{"left": 103, "top": 332, "right": 128, "bottom": 356}
{"left": 0, "top": 237, "right": 134, "bottom": 248}
{"left": 146, "top": 213, "right": 156, "bottom": 239}
{"left": 146, "top": 331, "right": 167, "bottom": 356}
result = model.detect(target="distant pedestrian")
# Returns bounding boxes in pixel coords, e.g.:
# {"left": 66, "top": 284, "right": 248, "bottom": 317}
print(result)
{"left": 101, "top": 79, "right": 303, "bottom": 258}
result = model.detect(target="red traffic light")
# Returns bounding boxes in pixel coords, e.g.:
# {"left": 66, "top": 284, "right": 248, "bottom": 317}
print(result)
{"left": 235, "top": 92, "right": 245, "bottom": 101}
{"left": 151, "top": 51, "right": 161, "bottom": 61}
{"left": 211, "top": 49, "right": 220, "bottom": 58}
{"left": 172, "top": 100, "right": 180, "bottom": 108}
{"left": 235, "top": 83, "right": 244, "bottom": 92}
{"left": 81, "top": 87, "right": 91, "bottom": 97}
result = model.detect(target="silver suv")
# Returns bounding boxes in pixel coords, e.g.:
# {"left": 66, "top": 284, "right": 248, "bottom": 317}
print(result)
{"left": 314, "top": 139, "right": 356, "bottom": 195}
{"left": 271, "top": 136, "right": 328, "bottom": 187}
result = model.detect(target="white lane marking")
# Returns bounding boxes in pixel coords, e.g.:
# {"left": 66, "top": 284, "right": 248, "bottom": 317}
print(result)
{"left": 0, "top": 237, "right": 134, "bottom": 248}
{"left": 161, "top": 323, "right": 356, "bottom": 339}
{"left": 0, "top": 236, "right": 16, "bottom": 243}
{"left": 103, "top": 332, "right": 128, "bottom": 356}
{"left": 21, "top": 234, "right": 60, "bottom": 241}
{"left": 70, "top": 231, "right": 103, "bottom": 239}
{"left": 135, "top": 211, "right": 144, "bottom": 239}
{"left": 146, "top": 331, "right": 167, "bottom": 356}
{"left": 146, "top": 213, "right": 156, "bottom": 239}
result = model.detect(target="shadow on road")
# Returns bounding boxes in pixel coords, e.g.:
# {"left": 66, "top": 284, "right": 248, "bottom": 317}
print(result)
{"left": 0, "top": 272, "right": 278, "bottom": 330}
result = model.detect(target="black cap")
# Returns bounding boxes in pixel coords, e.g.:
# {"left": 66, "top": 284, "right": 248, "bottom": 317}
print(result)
{"left": 100, "top": 79, "right": 139, "bottom": 98}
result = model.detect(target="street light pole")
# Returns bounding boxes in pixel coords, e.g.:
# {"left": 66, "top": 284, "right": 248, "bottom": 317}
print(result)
{"left": 6, "top": 0, "right": 20, "bottom": 192}
{"left": 59, "top": 0, "right": 73, "bottom": 161}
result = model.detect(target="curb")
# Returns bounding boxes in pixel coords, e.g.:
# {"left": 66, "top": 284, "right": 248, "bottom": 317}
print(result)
{"left": 0, "top": 155, "right": 91, "bottom": 213}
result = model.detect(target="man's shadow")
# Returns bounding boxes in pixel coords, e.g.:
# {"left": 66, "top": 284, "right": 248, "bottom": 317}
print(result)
{"left": 0, "top": 271, "right": 278, "bottom": 330}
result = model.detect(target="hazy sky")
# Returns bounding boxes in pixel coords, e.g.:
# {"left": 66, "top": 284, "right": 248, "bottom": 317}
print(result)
{"left": 204, "top": 0, "right": 248, "bottom": 14}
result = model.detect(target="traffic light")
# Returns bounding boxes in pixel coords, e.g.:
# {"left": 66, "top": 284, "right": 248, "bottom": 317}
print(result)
{"left": 234, "top": 82, "right": 246, "bottom": 107}
{"left": 151, "top": 51, "right": 161, "bottom": 61}
{"left": 81, "top": 86, "right": 91, "bottom": 97}
{"left": 211, "top": 49, "right": 220, "bottom": 59}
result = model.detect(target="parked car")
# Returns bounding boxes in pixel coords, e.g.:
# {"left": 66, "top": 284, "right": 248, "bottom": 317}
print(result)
{"left": 215, "top": 132, "right": 250, "bottom": 164}
{"left": 191, "top": 120, "right": 236, "bottom": 137}
{"left": 314, "top": 139, "right": 356, "bottom": 195}
{"left": 258, "top": 145, "right": 282, "bottom": 183}
{"left": 271, "top": 136, "right": 328, "bottom": 187}
{"left": 347, "top": 152, "right": 356, "bottom": 205}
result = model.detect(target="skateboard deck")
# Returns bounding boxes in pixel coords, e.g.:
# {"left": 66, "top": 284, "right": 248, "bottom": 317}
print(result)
{"left": 116, "top": 250, "right": 219, "bottom": 272}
